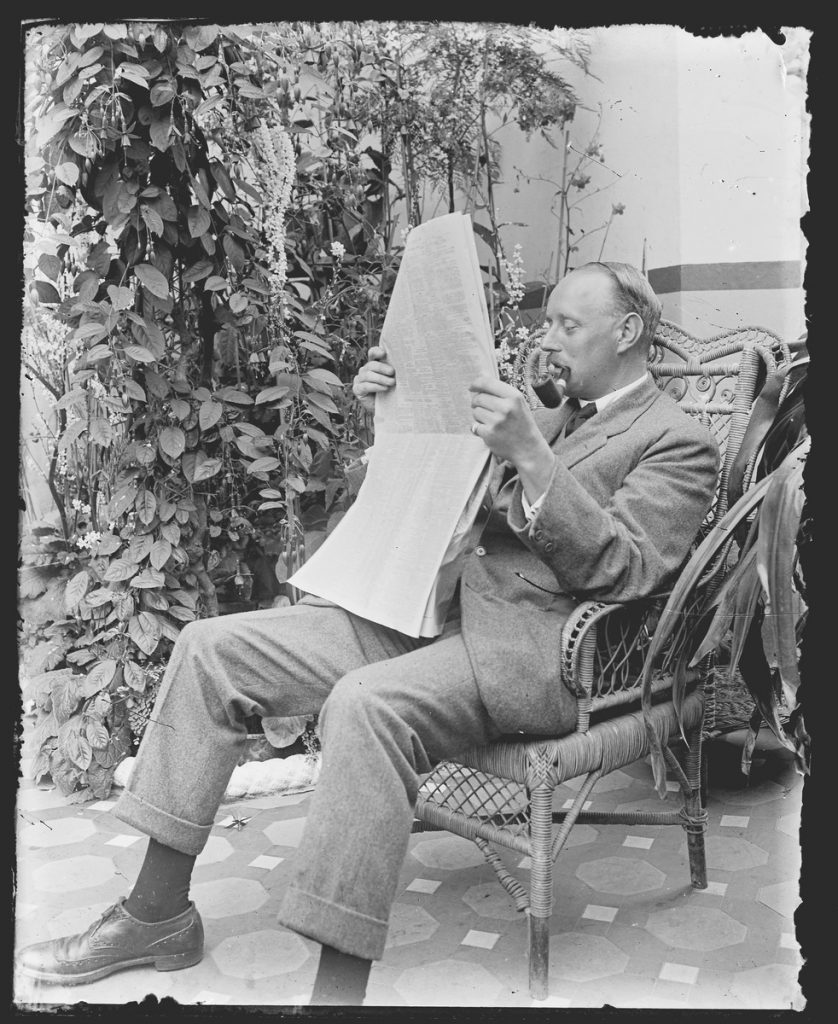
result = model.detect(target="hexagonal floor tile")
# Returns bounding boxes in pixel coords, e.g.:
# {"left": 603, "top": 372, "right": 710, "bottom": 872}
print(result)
{"left": 564, "top": 770, "right": 634, "bottom": 793}
{"left": 394, "top": 959, "right": 502, "bottom": 1005}
{"left": 728, "top": 963, "right": 803, "bottom": 1010}
{"left": 710, "top": 780, "right": 787, "bottom": 807}
{"left": 33, "top": 855, "right": 115, "bottom": 893}
{"left": 195, "top": 836, "right": 234, "bottom": 867}
{"left": 17, "top": 787, "right": 75, "bottom": 812}
{"left": 262, "top": 817, "right": 307, "bottom": 848}
{"left": 210, "top": 928, "right": 310, "bottom": 979}
{"left": 563, "top": 824, "right": 599, "bottom": 848}
{"left": 757, "top": 881, "right": 799, "bottom": 919}
{"left": 19, "top": 817, "right": 97, "bottom": 848}
{"left": 646, "top": 906, "right": 747, "bottom": 951}
{"left": 548, "top": 931, "right": 629, "bottom": 982}
{"left": 576, "top": 856, "right": 665, "bottom": 895}
{"left": 410, "top": 835, "right": 486, "bottom": 870}
{"left": 704, "top": 836, "right": 769, "bottom": 872}
{"left": 190, "top": 877, "right": 269, "bottom": 919}
{"left": 462, "top": 881, "right": 524, "bottom": 921}
{"left": 385, "top": 902, "right": 439, "bottom": 947}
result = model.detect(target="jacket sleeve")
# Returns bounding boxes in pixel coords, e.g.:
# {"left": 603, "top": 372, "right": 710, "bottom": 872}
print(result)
{"left": 507, "top": 423, "right": 719, "bottom": 602}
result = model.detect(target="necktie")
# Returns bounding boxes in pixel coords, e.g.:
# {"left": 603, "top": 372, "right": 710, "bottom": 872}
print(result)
{"left": 564, "top": 399, "right": 598, "bottom": 437}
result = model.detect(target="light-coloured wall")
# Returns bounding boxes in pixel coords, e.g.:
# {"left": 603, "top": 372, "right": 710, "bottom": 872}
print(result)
{"left": 489, "top": 25, "right": 808, "bottom": 344}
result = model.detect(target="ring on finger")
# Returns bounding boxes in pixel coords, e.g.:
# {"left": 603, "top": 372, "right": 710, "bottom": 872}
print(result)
{"left": 471, "top": 423, "right": 479, "bottom": 436}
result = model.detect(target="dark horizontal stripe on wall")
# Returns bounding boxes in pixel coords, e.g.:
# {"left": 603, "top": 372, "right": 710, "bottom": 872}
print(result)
{"left": 648, "top": 261, "right": 801, "bottom": 295}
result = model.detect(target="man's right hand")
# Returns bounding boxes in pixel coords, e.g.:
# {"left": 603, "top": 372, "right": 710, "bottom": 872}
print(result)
{"left": 352, "top": 346, "right": 396, "bottom": 414}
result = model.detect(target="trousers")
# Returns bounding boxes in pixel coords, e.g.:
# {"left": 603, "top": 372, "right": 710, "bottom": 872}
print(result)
{"left": 112, "top": 595, "right": 502, "bottom": 960}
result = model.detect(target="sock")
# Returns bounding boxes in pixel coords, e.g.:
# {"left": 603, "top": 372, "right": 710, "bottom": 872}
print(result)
{"left": 310, "top": 944, "right": 372, "bottom": 1006}
{"left": 123, "top": 837, "right": 197, "bottom": 923}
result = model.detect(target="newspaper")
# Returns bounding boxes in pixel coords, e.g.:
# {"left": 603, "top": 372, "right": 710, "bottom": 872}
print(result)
{"left": 287, "top": 212, "right": 498, "bottom": 636}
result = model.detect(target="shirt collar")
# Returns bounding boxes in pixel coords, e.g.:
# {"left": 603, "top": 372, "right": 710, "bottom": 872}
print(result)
{"left": 579, "top": 372, "right": 650, "bottom": 412}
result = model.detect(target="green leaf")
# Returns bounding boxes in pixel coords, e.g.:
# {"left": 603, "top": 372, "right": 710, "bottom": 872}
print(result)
{"left": 96, "top": 533, "right": 122, "bottom": 555}
{"left": 247, "top": 456, "right": 281, "bottom": 475}
{"left": 89, "top": 416, "right": 113, "bottom": 447}
{"left": 140, "top": 205, "right": 165, "bottom": 237}
{"left": 149, "top": 110, "right": 172, "bottom": 151}
{"left": 134, "top": 263, "right": 169, "bottom": 299}
{"left": 229, "top": 292, "right": 249, "bottom": 314}
{"left": 104, "top": 557, "right": 139, "bottom": 582}
{"left": 65, "top": 570, "right": 90, "bottom": 610}
{"left": 58, "top": 419, "right": 87, "bottom": 451}
{"left": 108, "top": 481, "right": 138, "bottom": 519}
{"left": 118, "top": 62, "right": 150, "bottom": 88}
{"left": 69, "top": 131, "right": 98, "bottom": 158}
{"left": 221, "top": 233, "right": 245, "bottom": 273}
{"left": 217, "top": 387, "right": 253, "bottom": 406}
{"left": 205, "top": 275, "right": 227, "bottom": 291}
{"left": 56, "top": 161, "right": 80, "bottom": 186}
{"left": 168, "top": 605, "right": 197, "bottom": 622}
{"left": 84, "top": 587, "right": 114, "bottom": 607}
{"left": 159, "top": 426, "right": 186, "bottom": 460}
{"left": 127, "top": 533, "right": 154, "bottom": 563}
{"left": 150, "top": 538, "right": 172, "bottom": 571}
{"left": 191, "top": 456, "right": 222, "bottom": 482}
{"left": 199, "top": 400, "right": 222, "bottom": 430}
{"left": 78, "top": 659, "right": 117, "bottom": 698}
{"left": 123, "top": 660, "right": 145, "bottom": 692}
{"left": 182, "top": 258, "right": 214, "bottom": 283}
{"left": 123, "top": 379, "right": 147, "bottom": 402}
{"left": 305, "top": 367, "right": 344, "bottom": 389}
{"left": 131, "top": 568, "right": 166, "bottom": 589}
{"left": 136, "top": 490, "right": 157, "bottom": 525}
{"left": 306, "top": 391, "right": 340, "bottom": 415}
{"left": 187, "top": 205, "right": 211, "bottom": 238}
{"left": 161, "top": 521, "right": 181, "bottom": 546}
{"left": 38, "top": 254, "right": 63, "bottom": 281}
{"left": 107, "top": 284, "right": 135, "bottom": 310}
{"left": 34, "top": 280, "right": 61, "bottom": 304}
{"left": 85, "top": 720, "right": 110, "bottom": 750}
{"left": 255, "top": 385, "right": 291, "bottom": 405}
{"left": 128, "top": 612, "right": 160, "bottom": 655}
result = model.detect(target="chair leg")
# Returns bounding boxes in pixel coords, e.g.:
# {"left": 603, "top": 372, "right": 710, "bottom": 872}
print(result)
{"left": 528, "top": 785, "right": 553, "bottom": 1000}
{"left": 683, "top": 725, "right": 708, "bottom": 889}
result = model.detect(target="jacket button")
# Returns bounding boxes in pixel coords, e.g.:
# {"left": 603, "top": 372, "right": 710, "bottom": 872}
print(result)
{"left": 475, "top": 545, "right": 486, "bottom": 557}
{"left": 533, "top": 530, "right": 543, "bottom": 541}
{"left": 545, "top": 542, "right": 554, "bottom": 553}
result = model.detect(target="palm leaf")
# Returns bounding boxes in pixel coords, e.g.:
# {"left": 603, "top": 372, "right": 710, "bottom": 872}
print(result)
{"left": 640, "top": 474, "right": 773, "bottom": 797}
{"left": 756, "top": 436, "right": 809, "bottom": 709}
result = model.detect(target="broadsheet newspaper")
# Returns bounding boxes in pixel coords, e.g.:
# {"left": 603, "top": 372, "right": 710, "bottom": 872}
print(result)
{"left": 287, "top": 212, "right": 498, "bottom": 636}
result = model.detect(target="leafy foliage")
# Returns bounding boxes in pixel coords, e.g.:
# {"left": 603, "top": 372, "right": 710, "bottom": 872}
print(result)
{"left": 20, "top": 20, "right": 588, "bottom": 799}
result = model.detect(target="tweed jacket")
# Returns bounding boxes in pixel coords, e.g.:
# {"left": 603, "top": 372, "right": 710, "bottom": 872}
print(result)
{"left": 457, "top": 376, "right": 719, "bottom": 737}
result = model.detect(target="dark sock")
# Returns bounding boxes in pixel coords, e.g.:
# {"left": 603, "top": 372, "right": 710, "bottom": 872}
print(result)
{"left": 310, "top": 944, "right": 372, "bottom": 1006}
{"left": 123, "top": 837, "right": 197, "bottom": 923}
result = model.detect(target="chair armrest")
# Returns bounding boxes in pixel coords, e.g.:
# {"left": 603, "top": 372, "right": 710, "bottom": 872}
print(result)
{"left": 561, "top": 597, "right": 665, "bottom": 700}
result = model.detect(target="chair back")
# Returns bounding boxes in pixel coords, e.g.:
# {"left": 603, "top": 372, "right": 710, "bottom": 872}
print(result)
{"left": 518, "top": 320, "right": 790, "bottom": 527}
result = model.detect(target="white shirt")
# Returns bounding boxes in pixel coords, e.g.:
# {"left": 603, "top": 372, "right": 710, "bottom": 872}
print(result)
{"left": 521, "top": 372, "right": 650, "bottom": 521}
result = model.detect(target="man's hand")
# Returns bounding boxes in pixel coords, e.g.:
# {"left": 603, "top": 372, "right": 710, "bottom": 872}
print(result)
{"left": 469, "top": 376, "right": 555, "bottom": 502}
{"left": 352, "top": 346, "right": 396, "bottom": 414}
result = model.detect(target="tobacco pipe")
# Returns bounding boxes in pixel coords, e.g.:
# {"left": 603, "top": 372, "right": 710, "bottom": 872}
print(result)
{"left": 531, "top": 365, "right": 568, "bottom": 408}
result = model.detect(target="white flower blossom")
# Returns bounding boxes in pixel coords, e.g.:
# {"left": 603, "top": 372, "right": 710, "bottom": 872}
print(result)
{"left": 256, "top": 120, "right": 295, "bottom": 318}
{"left": 330, "top": 240, "right": 346, "bottom": 261}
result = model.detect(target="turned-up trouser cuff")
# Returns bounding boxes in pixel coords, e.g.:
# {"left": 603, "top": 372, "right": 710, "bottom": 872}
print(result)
{"left": 112, "top": 597, "right": 500, "bottom": 960}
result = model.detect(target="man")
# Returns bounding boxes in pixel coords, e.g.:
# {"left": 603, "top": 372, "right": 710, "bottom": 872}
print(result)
{"left": 17, "top": 261, "right": 718, "bottom": 1004}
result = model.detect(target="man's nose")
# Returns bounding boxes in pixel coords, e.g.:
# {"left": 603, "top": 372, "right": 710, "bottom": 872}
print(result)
{"left": 540, "top": 325, "right": 560, "bottom": 351}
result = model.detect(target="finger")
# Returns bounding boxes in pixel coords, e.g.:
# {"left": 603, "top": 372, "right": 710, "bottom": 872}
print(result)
{"left": 356, "top": 381, "right": 393, "bottom": 395}
{"left": 364, "top": 360, "right": 395, "bottom": 377}
{"left": 470, "top": 392, "right": 505, "bottom": 414}
{"left": 468, "top": 376, "right": 510, "bottom": 397}
{"left": 359, "top": 369, "right": 396, "bottom": 388}
{"left": 367, "top": 345, "right": 388, "bottom": 360}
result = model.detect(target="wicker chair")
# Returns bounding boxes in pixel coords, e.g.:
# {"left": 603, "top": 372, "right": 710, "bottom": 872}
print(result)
{"left": 412, "top": 320, "right": 791, "bottom": 1000}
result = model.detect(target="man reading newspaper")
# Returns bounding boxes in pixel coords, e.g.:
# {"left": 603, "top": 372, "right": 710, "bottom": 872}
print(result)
{"left": 18, "top": 261, "right": 718, "bottom": 1005}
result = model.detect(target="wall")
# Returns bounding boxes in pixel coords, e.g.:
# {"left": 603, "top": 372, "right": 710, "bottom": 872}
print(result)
{"left": 490, "top": 25, "right": 809, "bottom": 344}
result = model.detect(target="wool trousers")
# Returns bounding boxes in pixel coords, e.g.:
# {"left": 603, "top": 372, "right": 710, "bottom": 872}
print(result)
{"left": 112, "top": 595, "right": 501, "bottom": 960}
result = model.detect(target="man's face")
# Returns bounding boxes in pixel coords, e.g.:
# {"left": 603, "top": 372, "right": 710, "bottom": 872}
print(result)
{"left": 540, "top": 267, "right": 623, "bottom": 400}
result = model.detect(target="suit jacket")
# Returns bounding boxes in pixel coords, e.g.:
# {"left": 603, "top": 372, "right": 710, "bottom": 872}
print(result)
{"left": 457, "top": 376, "right": 719, "bottom": 736}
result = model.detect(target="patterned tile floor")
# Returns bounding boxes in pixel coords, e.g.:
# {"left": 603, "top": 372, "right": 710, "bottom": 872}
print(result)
{"left": 14, "top": 728, "right": 804, "bottom": 1010}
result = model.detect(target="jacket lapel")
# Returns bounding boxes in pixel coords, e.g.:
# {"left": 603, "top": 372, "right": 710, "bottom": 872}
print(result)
{"left": 543, "top": 377, "right": 662, "bottom": 469}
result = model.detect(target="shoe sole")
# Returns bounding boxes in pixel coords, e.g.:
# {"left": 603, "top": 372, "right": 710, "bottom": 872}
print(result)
{"left": 17, "top": 948, "right": 204, "bottom": 986}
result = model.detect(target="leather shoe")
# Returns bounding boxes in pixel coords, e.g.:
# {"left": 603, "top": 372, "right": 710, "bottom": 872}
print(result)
{"left": 16, "top": 899, "right": 203, "bottom": 985}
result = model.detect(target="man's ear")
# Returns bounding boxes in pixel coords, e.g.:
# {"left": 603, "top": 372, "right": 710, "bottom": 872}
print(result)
{"left": 615, "top": 311, "right": 644, "bottom": 353}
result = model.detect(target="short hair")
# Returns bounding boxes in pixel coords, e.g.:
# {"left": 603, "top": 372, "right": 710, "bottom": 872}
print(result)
{"left": 581, "top": 261, "right": 662, "bottom": 347}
